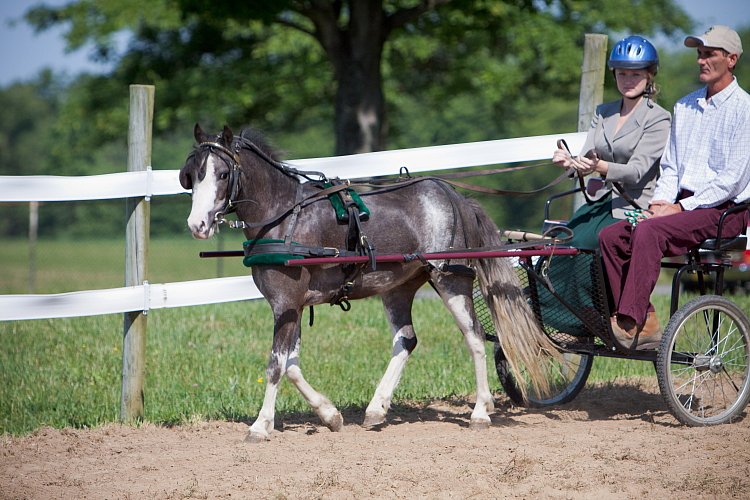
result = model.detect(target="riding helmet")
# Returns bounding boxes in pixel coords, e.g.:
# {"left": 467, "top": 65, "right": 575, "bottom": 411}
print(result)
{"left": 608, "top": 36, "right": 659, "bottom": 73}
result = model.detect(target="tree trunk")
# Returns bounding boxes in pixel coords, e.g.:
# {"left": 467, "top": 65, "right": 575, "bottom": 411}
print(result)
{"left": 304, "top": 1, "right": 388, "bottom": 155}
{"left": 297, "top": 0, "right": 448, "bottom": 155}
{"left": 331, "top": 2, "right": 387, "bottom": 155}
{"left": 333, "top": 49, "right": 386, "bottom": 155}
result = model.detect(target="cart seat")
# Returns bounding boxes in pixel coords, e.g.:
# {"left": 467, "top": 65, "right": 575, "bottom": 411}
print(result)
{"left": 698, "top": 235, "right": 747, "bottom": 252}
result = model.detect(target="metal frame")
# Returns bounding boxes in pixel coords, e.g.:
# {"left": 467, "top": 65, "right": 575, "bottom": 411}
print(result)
{"left": 526, "top": 198, "right": 750, "bottom": 363}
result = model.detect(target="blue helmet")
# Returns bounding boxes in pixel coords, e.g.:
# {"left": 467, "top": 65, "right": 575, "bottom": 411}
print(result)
{"left": 609, "top": 36, "right": 659, "bottom": 72}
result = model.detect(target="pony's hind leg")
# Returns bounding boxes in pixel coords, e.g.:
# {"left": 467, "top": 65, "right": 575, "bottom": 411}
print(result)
{"left": 246, "top": 306, "right": 342, "bottom": 442}
{"left": 363, "top": 285, "right": 422, "bottom": 428}
{"left": 431, "top": 271, "right": 495, "bottom": 429}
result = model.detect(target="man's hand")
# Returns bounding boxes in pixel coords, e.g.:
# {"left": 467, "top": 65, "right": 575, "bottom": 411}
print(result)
{"left": 648, "top": 200, "right": 683, "bottom": 218}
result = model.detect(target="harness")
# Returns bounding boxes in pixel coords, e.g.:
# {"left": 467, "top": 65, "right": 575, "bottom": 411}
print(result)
{"left": 196, "top": 134, "right": 381, "bottom": 310}
{"left": 194, "top": 133, "right": 574, "bottom": 311}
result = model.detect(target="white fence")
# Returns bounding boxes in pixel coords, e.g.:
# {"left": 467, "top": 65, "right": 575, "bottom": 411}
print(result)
{"left": 0, "top": 131, "right": 586, "bottom": 322}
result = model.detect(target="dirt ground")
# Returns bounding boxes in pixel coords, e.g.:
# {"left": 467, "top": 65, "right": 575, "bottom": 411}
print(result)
{"left": 2, "top": 378, "right": 749, "bottom": 499}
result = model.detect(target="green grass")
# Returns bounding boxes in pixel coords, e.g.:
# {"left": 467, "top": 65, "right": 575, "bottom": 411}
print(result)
{"left": 2, "top": 238, "right": 749, "bottom": 436}
{"left": 4, "top": 291, "right": 729, "bottom": 436}
{"left": 0, "top": 296, "right": 480, "bottom": 435}
{"left": 0, "top": 236, "right": 246, "bottom": 294}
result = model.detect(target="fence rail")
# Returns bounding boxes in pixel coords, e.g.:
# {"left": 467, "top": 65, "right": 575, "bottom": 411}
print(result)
{"left": 0, "top": 132, "right": 584, "bottom": 202}
{"left": 0, "top": 131, "right": 586, "bottom": 322}
{"left": 0, "top": 33, "right": 607, "bottom": 424}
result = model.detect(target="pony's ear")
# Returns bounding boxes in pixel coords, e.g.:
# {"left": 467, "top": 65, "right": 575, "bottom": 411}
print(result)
{"left": 221, "top": 125, "right": 233, "bottom": 146}
{"left": 194, "top": 123, "right": 208, "bottom": 144}
{"left": 180, "top": 158, "right": 193, "bottom": 191}
{"left": 179, "top": 162, "right": 193, "bottom": 190}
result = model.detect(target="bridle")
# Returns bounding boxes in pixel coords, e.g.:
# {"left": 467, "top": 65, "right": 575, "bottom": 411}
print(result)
{"left": 194, "top": 140, "right": 242, "bottom": 222}
{"left": 194, "top": 133, "right": 329, "bottom": 226}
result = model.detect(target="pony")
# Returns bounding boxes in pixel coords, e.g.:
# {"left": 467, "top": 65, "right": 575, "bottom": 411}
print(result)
{"left": 179, "top": 124, "right": 558, "bottom": 442}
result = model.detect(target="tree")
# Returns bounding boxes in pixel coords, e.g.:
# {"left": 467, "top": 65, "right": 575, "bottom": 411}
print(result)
{"left": 14, "top": 1, "right": 703, "bottom": 237}
{"left": 0, "top": 71, "right": 61, "bottom": 177}
{"left": 25, "top": 0, "right": 693, "bottom": 156}
{"left": 209, "top": 1, "right": 455, "bottom": 155}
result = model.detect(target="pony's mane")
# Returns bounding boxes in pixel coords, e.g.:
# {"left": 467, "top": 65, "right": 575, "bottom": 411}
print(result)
{"left": 239, "top": 128, "right": 283, "bottom": 162}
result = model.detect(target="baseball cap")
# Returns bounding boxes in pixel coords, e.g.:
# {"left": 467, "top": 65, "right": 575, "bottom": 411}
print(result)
{"left": 684, "top": 25, "right": 743, "bottom": 56}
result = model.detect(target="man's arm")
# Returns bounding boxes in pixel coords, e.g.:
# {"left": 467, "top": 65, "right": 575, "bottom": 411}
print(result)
{"left": 651, "top": 122, "right": 680, "bottom": 203}
{"left": 679, "top": 111, "right": 750, "bottom": 210}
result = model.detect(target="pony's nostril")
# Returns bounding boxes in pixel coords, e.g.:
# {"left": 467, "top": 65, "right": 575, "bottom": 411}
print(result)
{"left": 187, "top": 218, "right": 208, "bottom": 236}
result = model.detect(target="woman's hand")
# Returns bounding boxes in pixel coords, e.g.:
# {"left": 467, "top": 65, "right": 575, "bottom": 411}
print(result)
{"left": 582, "top": 149, "right": 608, "bottom": 176}
{"left": 573, "top": 155, "right": 598, "bottom": 175}
{"left": 552, "top": 148, "right": 574, "bottom": 168}
{"left": 552, "top": 148, "right": 597, "bottom": 175}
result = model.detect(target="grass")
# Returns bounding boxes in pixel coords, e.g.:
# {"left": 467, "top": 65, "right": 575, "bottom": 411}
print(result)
{"left": 0, "top": 236, "right": 246, "bottom": 294}
{"left": 1, "top": 238, "right": 748, "bottom": 436}
{"left": 0, "top": 296, "right": 480, "bottom": 435}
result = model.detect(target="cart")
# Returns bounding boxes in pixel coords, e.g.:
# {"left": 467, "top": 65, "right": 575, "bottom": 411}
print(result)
{"left": 201, "top": 193, "right": 750, "bottom": 427}
{"left": 478, "top": 196, "right": 750, "bottom": 426}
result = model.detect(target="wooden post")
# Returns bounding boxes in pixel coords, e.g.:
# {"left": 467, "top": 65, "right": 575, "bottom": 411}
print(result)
{"left": 572, "top": 34, "right": 608, "bottom": 211}
{"left": 121, "top": 85, "right": 154, "bottom": 423}
{"left": 217, "top": 230, "right": 225, "bottom": 278}
{"left": 28, "top": 201, "right": 38, "bottom": 293}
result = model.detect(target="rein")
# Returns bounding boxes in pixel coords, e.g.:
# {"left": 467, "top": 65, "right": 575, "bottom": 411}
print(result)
{"left": 432, "top": 170, "right": 571, "bottom": 196}
{"left": 199, "top": 134, "right": 572, "bottom": 233}
{"left": 556, "top": 138, "right": 643, "bottom": 210}
{"left": 194, "top": 134, "right": 574, "bottom": 313}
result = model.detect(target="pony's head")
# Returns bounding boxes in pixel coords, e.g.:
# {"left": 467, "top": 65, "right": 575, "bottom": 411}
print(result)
{"left": 180, "top": 123, "right": 238, "bottom": 239}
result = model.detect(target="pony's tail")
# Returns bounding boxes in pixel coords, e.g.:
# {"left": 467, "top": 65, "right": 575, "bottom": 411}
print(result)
{"left": 468, "top": 200, "right": 561, "bottom": 401}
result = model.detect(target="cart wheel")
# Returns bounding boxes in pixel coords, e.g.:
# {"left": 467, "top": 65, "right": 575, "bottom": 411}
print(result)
{"left": 656, "top": 295, "right": 750, "bottom": 426}
{"left": 494, "top": 341, "right": 593, "bottom": 407}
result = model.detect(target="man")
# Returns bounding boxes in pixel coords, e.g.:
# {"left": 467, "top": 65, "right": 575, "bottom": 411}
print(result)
{"left": 599, "top": 25, "right": 750, "bottom": 350}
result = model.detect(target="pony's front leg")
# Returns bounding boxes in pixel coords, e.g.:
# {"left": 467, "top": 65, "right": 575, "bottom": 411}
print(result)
{"left": 432, "top": 273, "right": 494, "bottom": 429}
{"left": 363, "top": 288, "right": 419, "bottom": 428}
{"left": 246, "top": 306, "right": 299, "bottom": 442}
{"left": 247, "top": 357, "right": 343, "bottom": 443}
{"left": 246, "top": 306, "right": 342, "bottom": 442}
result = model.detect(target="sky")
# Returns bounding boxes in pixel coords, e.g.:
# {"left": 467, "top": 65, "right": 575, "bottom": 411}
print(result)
{"left": 1, "top": 0, "right": 750, "bottom": 87}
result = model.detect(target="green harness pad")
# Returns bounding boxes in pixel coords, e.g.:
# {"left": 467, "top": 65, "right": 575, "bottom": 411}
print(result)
{"left": 242, "top": 183, "right": 371, "bottom": 267}
{"left": 242, "top": 239, "right": 305, "bottom": 267}
{"left": 325, "top": 183, "right": 370, "bottom": 222}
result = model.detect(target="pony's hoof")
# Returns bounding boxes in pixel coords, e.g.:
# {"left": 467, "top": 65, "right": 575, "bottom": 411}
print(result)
{"left": 244, "top": 431, "right": 270, "bottom": 443}
{"left": 469, "top": 418, "right": 491, "bottom": 430}
{"left": 362, "top": 413, "right": 386, "bottom": 429}
{"left": 326, "top": 412, "right": 344, "bottom": 432}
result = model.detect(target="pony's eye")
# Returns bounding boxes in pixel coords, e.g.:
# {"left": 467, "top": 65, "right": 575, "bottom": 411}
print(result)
{"left": 219, "top": 172, "right": 229, "bottom": 180}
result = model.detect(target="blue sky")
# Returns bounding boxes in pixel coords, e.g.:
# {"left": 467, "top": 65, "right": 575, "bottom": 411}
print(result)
{"left": 1, "top": 0, "right": 749, "bottom": 86}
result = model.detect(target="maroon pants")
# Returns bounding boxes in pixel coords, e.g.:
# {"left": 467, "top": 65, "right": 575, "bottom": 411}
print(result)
{"left": 599, "top": 204, "right": 749, "bottom": 324}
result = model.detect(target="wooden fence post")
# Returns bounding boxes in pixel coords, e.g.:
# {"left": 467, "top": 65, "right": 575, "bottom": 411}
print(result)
{"left": 28, "top": 201, "right": 38, "bottom": 293}
{"left": 573, "top": 33, "right": 608, "bottom": 211}
{"left": 121, "top": 84, "right": 154, "bottom": 423}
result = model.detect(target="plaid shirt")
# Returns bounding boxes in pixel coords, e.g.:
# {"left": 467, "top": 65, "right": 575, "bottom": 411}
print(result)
{"left": 654, "top": 78, "right": 750, "bottom": 210}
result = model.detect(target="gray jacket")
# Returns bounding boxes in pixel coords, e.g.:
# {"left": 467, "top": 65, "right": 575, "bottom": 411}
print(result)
{"left": 580, "top": 98, "right": 671, "bottom": 218}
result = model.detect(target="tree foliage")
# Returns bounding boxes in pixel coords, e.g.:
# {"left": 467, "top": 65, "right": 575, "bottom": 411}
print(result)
{"left": 6, "top": 0, "right": 734, "bottom": 238}
{"left": 24, "top": 0, "right": 692, "bottom": 153}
